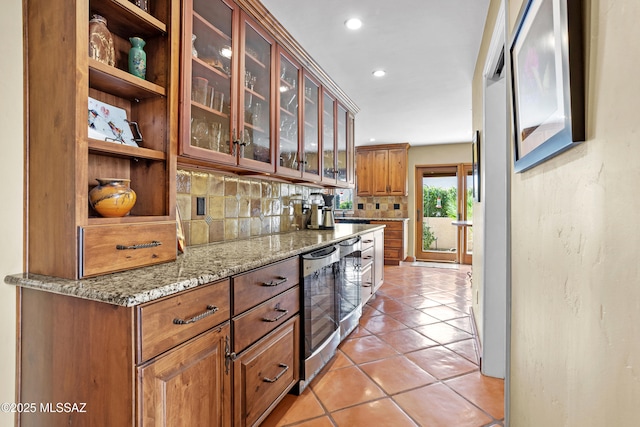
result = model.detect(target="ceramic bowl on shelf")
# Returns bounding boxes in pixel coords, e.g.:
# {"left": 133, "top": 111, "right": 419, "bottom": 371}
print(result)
{"left": 89, "top": 178, "right": 137, "bottom": 218}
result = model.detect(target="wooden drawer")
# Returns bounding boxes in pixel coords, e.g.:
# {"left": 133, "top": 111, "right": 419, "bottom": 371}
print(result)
{"left": 385, "top": 230, "right": 404, "bottom": 241}
{"left": 385, "top": 238, "right": 403, "bottom": 249}
{"left": 361, "top": 246, "right": 374, "bottom": 268}
{"left": 79, "top": 221, "right": 177, "bottom": 277}
{"left": 233, "top": 286, "right": 299, "bottom": 353}
{"left": 234, "top": 316, "right": 299, "bottom": 427}
{"left": 361, "top": 233, "right": 375, "bottom": 250}
{"left": 384, "top": 247, "right": 402, "bottom": 260}
{"left": 233, "top": 257, "right": 299, "bottom": 316}
{"left": 137, "top": 279, "right": 231, "bottom": 362}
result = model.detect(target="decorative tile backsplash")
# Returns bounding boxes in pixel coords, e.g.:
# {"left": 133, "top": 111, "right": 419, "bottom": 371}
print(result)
{"left": 354, "top": 195, "right": 409, "bottom": 218}
{"left": 177, "top": 169, "right": 317, "bottom": 246}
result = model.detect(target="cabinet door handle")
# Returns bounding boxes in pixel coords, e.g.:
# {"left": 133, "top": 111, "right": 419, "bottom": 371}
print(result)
{"left": 263, "top": 363, "right": 289, "bottom": 383}
{"left": 173, "top": 305, "right": 218, "bottom": 325}
{"left": 262, "top": 304, "right": 288, "bottom": 322}
{"left": 116, "top": 240, "right": 162, "bottom": 250}
{"left": 262, "top": 276, "right": 287, "bottom": 287}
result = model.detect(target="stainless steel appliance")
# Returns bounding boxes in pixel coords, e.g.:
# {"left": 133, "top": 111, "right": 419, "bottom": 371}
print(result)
{"left": 337, "top": 237, "right": 362, "bottom": 340}
{"left": 321, "top": 194, "right": 335, "bottom": 229}
{"left": 296, "top": 245, "right": 340, "bottom": 393}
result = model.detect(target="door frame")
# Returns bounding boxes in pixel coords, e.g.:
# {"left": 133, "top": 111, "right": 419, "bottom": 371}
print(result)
{"left": 414, "top": 163, "right": 472, "bottom": 264}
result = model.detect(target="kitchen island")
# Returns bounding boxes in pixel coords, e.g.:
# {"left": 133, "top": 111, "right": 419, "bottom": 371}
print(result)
{"left": 5, "top": 223, "right": 384, "bottom": 427}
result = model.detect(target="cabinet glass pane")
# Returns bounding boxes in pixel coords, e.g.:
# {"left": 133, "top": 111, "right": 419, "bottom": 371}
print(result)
{"left": 303, "top": 77, "right": 319, "bottom": 175}
{"left": 336, "top": 104, "right": 347, "bottom": 183}
{"left": 241, "top": 23, "right": 271, "bottom": 164}
{"left": 279, "top": 55, "right": 299, "bottom": 170}
{"left": 190, "top": 0, "right": 233, "bottom": 155}
{"left": 322, "top": 93, "right": 335, "bottom": 180}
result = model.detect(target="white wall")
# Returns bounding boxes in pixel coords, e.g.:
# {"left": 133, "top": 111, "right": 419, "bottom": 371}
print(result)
{"left": 0, "top": 0, "right": 22, "bottom": 424}
{"left": 494, "top": 0, "right": 640, "bottom": 424}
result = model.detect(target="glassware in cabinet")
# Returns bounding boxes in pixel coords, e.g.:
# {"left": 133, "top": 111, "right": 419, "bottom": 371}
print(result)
{"left": 180, "top": 0, "right": 236, "bottom": 163}
{"left": 238, "top": 14, "right": 274, "bottom": 171}
{"left": 302, "top": 74, "right": 321, "bottom": 181}
{"left": 276, "top": 50, "right": 302, "bottom": 176}
{"left": 322, "top": 91, "right": 336, "bottom": 184}
{"left": 336, "top": 104, "right": 348, "bottom": 185}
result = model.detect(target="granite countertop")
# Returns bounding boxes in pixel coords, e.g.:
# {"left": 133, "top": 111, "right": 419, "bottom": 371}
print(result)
{"left": 4, "top": 224, "right": 383, "bottom": 307}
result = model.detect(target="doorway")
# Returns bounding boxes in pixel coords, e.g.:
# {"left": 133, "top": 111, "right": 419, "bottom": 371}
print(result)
{"left": 415, "top": 164, "right": 473, "bottom": 264}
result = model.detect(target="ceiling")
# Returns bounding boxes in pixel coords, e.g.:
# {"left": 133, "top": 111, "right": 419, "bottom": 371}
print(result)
{"left": 260, "top": 0, "right": 490, "bottom": 147}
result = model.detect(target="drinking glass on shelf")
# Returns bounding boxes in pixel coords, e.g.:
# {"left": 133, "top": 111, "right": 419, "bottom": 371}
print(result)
{"left": 191, "top": 77, "right": 208, "bottom": 105}
{"left": 209, "top": 122, "right": 222, "bottom": 151}
{"left": 191, "top": 117, "right": 209, "bottom": 148}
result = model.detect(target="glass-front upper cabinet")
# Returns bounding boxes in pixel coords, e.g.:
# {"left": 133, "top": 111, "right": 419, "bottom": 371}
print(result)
{"left": 180, "top": 0, "right": 236, "bottom": 165}
{"left": 302, "top": 73, "right": 321, "bottom": 182}
{"left": 322, "top": 90, "right": 336, "bottom": 184}
{"left": 336, "top": 104, "right": 348, "bottom": 186}
{"left": 238, "top": 13, "right": 274, "bottom": 172}
{"left": 276, "top": 49, "right": 301, "bottom": 177}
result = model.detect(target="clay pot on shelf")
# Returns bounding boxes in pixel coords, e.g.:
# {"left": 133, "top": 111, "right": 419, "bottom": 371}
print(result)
{"left": 88, "top": 15, "right": 115, "bottom": 66}
{"left": 89, "top": 178, "right": 137, "bottom": 218}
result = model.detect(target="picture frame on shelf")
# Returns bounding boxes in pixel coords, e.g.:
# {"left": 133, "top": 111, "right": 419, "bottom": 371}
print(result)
{"left": 88, "top": 96, "right": 138, "bottom": 147}
{"left": 472, "top": 130, "right": 481, "bottom": 202}
{"left": 509, "top": 0, "right": 584, "bottom": 172}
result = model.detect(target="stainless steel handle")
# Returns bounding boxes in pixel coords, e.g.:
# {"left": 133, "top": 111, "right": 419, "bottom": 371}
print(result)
{"left": 363, "top": 239, "right": 374, "bottom": 244}
{"left": 262, "top": 305, "right": 288, "bottom": 322}
{"left": 173, "top": 305, "right": 218, "bottom": 325}
{"left": 263, "top": 363, "right": 289, "bottom": 383}
{"left": 116, "top": 240, "right": 162, "bottom": 250}
{"left": 363, "top": 255, "right": 373, "bottom": 260}
{"left": 262, "top": 276, "right": 287, "bottom": 287}
{"left": 362, "top": 282, "right": 372, "bottom": 287}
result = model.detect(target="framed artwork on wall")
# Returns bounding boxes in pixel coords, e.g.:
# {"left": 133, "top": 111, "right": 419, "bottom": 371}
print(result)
{"left": 510, "top": 0, "right": 585, "bottom": 172}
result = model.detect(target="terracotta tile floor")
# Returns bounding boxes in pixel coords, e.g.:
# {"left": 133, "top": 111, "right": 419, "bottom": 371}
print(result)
{"left": 262, "top": 264, "right": 504, "bottom": 427}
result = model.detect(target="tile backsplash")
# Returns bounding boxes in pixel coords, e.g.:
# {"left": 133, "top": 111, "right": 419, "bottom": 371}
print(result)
{"left": 177, "top": 169, "right": 317, "bottom": 246}
{"left": 353, "top": 195, "right": 408, "bottom": 218}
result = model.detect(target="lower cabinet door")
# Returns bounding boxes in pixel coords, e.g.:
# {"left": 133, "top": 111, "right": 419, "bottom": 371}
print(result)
{"left": 138, "top": 322, "right": 231, "bottom": 427}
{"left": 233, "top": 316, "right": 300, "bottom": 427}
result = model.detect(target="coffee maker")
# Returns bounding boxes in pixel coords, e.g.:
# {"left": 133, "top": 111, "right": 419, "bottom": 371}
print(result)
{"left": 307, "top": 193, "right": 324, "bottom": 229}
{"left": 321, "top": 194, "right": 335, "bottom": 229}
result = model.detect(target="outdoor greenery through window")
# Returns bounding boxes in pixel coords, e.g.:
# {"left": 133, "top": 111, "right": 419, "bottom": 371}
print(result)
{"left": 422, "top": 183, "right": 473, "bottom": 251}
{"left": 334, "top": 188, "right": 353, "bottom": 211}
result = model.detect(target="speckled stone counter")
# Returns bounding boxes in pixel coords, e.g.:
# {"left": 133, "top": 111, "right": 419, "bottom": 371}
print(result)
{"left": 4, "top": 224, "right": 383, "bottom": 307}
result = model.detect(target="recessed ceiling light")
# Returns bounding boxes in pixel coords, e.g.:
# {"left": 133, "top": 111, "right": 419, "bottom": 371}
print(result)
{"left": 372, "top": 70, "right": 386, "bottom": 77}
{"left": 345, "top": 18, "right": 362, "bottom": 30}
{"left": 369, "top": 138, "right": 376, "bottom": 142}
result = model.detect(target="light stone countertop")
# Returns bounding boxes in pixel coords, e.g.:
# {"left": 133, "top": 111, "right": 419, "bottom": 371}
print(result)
{"left": 4, "top": 224, "right": 384, "bottom": 307}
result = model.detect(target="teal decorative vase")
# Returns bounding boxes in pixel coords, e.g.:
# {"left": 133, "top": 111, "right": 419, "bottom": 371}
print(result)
{"left": 128, "top": 37, "right": 146, "bottom": 79}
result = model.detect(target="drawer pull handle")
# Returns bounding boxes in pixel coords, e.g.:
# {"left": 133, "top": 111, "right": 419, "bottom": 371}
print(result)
{"left": 263, "top": 363, "right": 289, "bottom": 383}
{"left": 362, "top": 282, "right": 372, "bottom": 288}
{"left": 116, "top": 240, "right": 162, "bottom": 250}
{"left": 363, "top": 256, "right": 372, "bottom": 260}
{"left": 262, "top": 304, "right": 288, "bottom": 322}
{"left": 262, "top": 276, "right": 287, "bottom": 287}
{"left": 173, "top": 305, "right": 218, "bottom": 325}
{"left": 363, "top": 239, "right": 374, "bottom": 244}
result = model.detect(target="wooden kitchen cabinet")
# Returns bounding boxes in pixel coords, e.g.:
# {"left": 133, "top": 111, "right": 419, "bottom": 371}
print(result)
{"left": 231, "top": 256, "right": 300, "bottom": 426}
{"left": 179, "top": 0, "right": 276, "bottom": 174}
{"left": 370, "top": 220, "right": 408, "bottom": 265}
{"left": 356, "top": 143, "right": 410, "bottom": 196}
{"left": 25, "top": 0, "right": 179, "bottom": 279}
{"left": 139, "top": 324, "right": 232, "bottom": 426}
{"left": 233, "top": 316, "right": 300, "bottom": 427}
{"left": 18, "top": 279, "right": 232, "bottom": 427}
